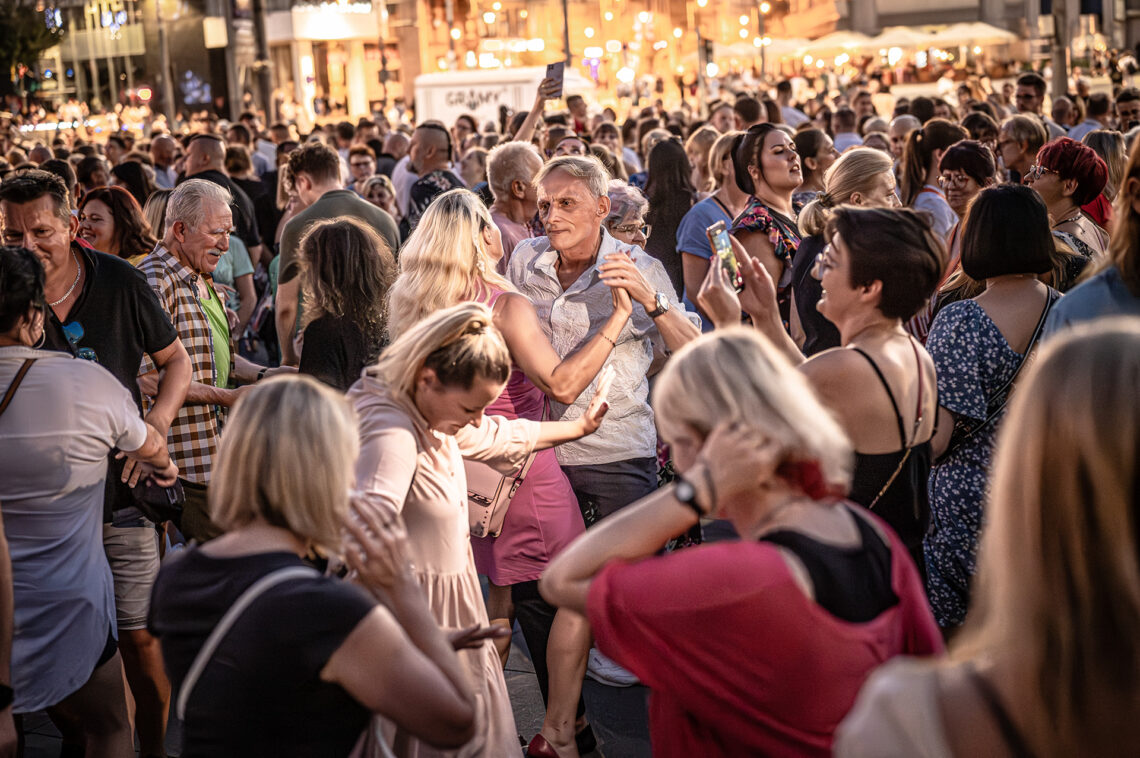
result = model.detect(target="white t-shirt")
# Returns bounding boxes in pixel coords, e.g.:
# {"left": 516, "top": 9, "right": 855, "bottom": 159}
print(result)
{"left": 0, "top": 347, "right": 148, "bottom": 712}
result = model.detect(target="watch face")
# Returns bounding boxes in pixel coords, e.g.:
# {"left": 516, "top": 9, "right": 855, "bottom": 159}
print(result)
{"left": 676, "top": 479, "right": 695, "bottom": 502}
{"left": 656, "top": 292, "right": 669, "bottom": 311}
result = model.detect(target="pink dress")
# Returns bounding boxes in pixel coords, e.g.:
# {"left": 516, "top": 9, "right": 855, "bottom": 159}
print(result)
{"left": 471, "top": 291, "right": 586, "bottom": 586}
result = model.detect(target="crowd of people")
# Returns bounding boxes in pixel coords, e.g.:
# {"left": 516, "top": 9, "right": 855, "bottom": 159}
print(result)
{"left": 0, "top": 64, "right": 1139, "bottom": 758}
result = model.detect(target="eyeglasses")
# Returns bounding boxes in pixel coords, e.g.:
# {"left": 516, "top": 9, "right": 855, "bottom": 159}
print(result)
{"left": 937, "top": 173, "right": 972, "bottom": 189}
{"left": 612, "top": 223, "right": 651, "bottom": 238}
{"left": 61, "top": 321, "right": 99, "bottom": 362}
{"left": 1025, "top": 164, "right": 1058, "bottom": 181}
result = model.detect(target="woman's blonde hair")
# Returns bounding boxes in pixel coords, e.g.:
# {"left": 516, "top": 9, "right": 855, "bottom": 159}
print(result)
{"left": 954, "top": 318, "right": 1140, "bottom": 756}
{"left": 799, "top": 147, "right": 893, "bottom": 236}
{"left": 210, "top": 376, "right": 359, "bottom": 553}
{"left": 387, "top": 188, "right": 513, "bottom": 339}
{"left": 366, "top": 302, "right": 511, "bottom": 399}
{"left": 652, "top": 328, "right": 853, "bottom": 492}
{"left": 142, "top": 189, "right": 172, "bottom": 239}
{"left": 1082, "top": 129, "right": 1126, "bottom": 202}
{"left": 708, "top": 130, "right": 742, "bottom": 191}
{"left": 1099, "top": 136, "right": 1140, "bottom": 295}
{"left": 684, "top": 125, "right": 720, "bottom": 192}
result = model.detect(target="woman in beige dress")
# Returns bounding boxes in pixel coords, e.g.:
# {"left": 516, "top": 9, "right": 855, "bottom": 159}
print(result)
{"left": 348, "top": 302, "right": 612, "bottom": 758}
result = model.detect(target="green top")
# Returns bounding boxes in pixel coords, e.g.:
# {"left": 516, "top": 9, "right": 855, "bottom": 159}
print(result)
{"left": 200, "top": 285, "right": 232, "bottom": 389}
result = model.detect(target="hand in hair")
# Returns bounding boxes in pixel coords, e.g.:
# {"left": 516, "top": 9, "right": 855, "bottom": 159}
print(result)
{"left": 696, "top": 421, "right": 782, "bottom": 511}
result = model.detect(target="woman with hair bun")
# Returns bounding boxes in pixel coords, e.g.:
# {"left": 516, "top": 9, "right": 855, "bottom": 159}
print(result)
{"left": 900, "top": 118, "right": 968, "bottom": 242}
{"left": 350, "top": 302, "right": 613, "bottom": 758}
{"left": 793, "top": 147, "right": 899, "bottom": 355}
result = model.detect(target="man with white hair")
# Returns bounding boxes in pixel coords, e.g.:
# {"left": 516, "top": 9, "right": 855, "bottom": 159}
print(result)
{"left": 509, "top": 155, "right": 701, "bottom": 525}
{"left": 179, "top": 133, "right": 265, "bottom": 266}
{"left": 487, "top": 141, "right": 543, "bottom": 270}
{"left": 137, "top": 179, "right": 288, "bottom": 542}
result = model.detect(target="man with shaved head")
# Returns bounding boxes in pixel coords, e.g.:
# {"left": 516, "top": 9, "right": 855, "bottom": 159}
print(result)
{"left": 376, "top": 130, "right": 409, "bottom": 177}
{"left": 402, "top": 121, "right": 464, "bottom": 236}
{"left": 150, "top": 134, "right": 178, "bottom": 188}
{"left": 180, "top": 133, "right": 264, "bottom": 265}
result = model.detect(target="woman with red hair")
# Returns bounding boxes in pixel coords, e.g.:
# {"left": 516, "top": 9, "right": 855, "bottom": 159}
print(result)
{"left": 1025, "top": 137, "right": 1110, "bottom": 261}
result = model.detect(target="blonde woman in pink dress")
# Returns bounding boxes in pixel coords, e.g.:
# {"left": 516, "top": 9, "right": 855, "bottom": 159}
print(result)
{"left": 387, "top": 188, "right": 631, "bottom": 757}
{"left": 349, "top": 302, "right": 612, "bottom": 758}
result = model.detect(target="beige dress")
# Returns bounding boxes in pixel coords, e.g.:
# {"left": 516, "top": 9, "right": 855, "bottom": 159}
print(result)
{"left": 349, "top": 375, "right": 538, "bottom": 758}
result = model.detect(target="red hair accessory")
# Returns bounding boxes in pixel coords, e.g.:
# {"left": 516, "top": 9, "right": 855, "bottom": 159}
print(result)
{"left": 776, "top": 460, "right": 842, "bottom": 501}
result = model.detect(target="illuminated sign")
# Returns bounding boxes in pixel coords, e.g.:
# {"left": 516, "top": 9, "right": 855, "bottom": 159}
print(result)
{"left": 293, "top": 1, "right": 372, "bottom": 13}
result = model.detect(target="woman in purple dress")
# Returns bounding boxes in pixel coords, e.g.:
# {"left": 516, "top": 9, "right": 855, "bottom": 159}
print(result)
{"left": 387, "top": 189, "right": 632, "bottom": 756}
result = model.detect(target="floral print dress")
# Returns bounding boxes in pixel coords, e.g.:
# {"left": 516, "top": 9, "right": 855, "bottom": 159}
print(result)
{"left": 731, "top": 197, "right": 804, "bottom": 324}
{"left": 922, "top": 300, "right": 1024, "bottom": 628}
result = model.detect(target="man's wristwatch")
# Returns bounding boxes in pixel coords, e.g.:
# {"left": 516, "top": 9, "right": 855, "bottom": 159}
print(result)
{"left": 646, "top": 291, "right": 670, "bottom": 319}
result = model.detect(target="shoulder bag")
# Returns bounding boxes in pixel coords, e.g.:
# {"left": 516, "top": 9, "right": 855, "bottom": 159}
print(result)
{"left": 937, "top": 290, "right": 1059, "bottom": 464}
{"left": 466, "top": 401, "right": 545, "bottom": 539}
{"left": 0, "top": 359, "right": 35, "bottom": 420}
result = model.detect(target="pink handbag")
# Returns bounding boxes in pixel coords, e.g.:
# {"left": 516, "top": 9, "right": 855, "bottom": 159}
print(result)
{"left": 466, "top": 453, "right": 537, "bottom": 538}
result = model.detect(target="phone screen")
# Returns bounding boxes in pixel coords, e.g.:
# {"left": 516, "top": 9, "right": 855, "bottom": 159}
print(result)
{"left": 545, "top": 62, "right": 565, "bottom": 99}
{"left": 706, "top": 220, "right": 742, "bottom": 291}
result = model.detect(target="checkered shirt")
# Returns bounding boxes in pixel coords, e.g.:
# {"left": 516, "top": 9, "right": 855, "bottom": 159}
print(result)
{"left": 137, "top": 244, "right": 232, "bottom": 484}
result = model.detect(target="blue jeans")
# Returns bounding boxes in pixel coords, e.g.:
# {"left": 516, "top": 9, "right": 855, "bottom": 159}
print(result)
{"left": 561, "top": 457, "right": 658, "bottom": 526}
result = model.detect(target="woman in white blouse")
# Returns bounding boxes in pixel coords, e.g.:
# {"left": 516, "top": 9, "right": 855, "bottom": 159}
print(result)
{"left": 348, "top": 302, "right": 611, "bottom": 757}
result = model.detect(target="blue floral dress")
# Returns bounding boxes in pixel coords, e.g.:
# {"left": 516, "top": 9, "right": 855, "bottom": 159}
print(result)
{"left": 922, "top": 300, "right": 1024, "bottom": 628}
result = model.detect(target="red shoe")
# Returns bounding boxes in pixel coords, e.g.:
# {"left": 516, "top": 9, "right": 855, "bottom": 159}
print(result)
{"left": 525, "top": 734, "right": 559, "bottom": 758}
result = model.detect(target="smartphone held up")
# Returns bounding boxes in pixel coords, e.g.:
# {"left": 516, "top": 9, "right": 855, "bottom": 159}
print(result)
{"left": 706, "top": 220, "right": 744, "bottom": 292}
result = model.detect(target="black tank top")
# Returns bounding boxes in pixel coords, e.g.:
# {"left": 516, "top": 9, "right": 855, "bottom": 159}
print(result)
{"left": 761, "top": 506, "right": 898, "bottom": 623}
{"left": 846, "top": 342, "right": 932, "bottom": 573}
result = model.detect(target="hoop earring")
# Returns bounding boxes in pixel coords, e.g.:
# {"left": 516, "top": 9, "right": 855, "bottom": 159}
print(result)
{"left": 33, "top": 328, "right": 46, "bottom": 350}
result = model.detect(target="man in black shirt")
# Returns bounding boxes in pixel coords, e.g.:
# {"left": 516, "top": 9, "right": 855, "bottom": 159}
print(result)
{"left": 403, "top": 122, "right": 464, "bottom": 237}
{"left": 179, "top": 133, "right": 266, "bottom": 266}
{"left": 0, "top": 169, "right": 192, "bottom": 758}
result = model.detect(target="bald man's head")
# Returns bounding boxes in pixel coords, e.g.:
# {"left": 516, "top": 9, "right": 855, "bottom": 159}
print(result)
{"left": 383, "top": 131, "right": 410, "bottom": 160}
{"left": 185, "top": 134, "right": 225, "bottom": 176}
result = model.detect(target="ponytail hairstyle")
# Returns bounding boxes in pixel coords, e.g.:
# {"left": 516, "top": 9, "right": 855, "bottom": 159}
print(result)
{"left": 900, "top": 118, "right": 968, "bottom": 206}
{"left": 366, "top": 302, "right": 511, "bottom": 399}
{"left": 792, "top": 128, "right": 830, "bottom": 189}
{"left": 732, "top": 123, "right": 783, "bottom": 195}
{"left": 799, "top": 147, "right": 894, "bottom": 236}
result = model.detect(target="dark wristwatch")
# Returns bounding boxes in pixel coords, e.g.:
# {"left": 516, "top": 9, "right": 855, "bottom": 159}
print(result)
{"left": 0, "top": 683, "right": 13, "bottom": 711}
{"left": 646, "top": 291, "right": 671, "bottom": 319}
{"left": 674, "top": 477, "right": 704, "bottom": 518}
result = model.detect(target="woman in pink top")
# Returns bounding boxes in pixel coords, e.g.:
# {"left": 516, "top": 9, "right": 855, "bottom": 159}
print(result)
{"left": 349, "top": 303, "right": 612, "bottom": 758}
{"left": 541, "top": 329, "right": 942, "bottom": 757}
{"left": 388, "top": 189, "right": 632, "bottom": 756}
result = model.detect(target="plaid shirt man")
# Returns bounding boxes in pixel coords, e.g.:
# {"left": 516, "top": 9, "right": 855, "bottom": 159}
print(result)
{"left": 137, "top": 243, "right": 233, "bottom": 484}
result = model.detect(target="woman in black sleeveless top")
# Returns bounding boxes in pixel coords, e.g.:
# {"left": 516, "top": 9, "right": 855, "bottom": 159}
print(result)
{"left": 698, "top": 206, "right": 944, "bottom": 571}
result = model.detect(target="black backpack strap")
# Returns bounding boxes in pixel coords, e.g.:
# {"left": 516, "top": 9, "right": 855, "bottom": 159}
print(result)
{"left": 0, "top": 359, "right": 36, "bottom": 420}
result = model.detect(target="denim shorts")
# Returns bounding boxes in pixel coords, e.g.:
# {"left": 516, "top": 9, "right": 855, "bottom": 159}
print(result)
{"left": 102, "top": 515, "right": 159, "bottom": 631}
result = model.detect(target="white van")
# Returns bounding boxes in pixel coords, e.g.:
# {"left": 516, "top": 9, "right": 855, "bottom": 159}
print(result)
{"left": 413, "top": 66, "right": 595, "bottom": 127}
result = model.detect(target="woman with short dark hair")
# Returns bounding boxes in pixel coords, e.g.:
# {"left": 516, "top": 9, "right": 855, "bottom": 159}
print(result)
{"left": 698, "top": 207, "right": 946, "bottom": 571}
{"left": 924, "top": 183, "right": 1060, "bottom": 634}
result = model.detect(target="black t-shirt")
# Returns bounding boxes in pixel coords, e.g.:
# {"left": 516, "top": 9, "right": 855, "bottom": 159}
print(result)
{"left": 43, "top": 243, "right": 180, "bottom": 515}
{"left": 149, "top": 549, "right": 375, "bottom": 757}
{"left": 179, "top": 169, "right": 263, "bottom": 249}
{"left": 298, "top": 314, "right": 383, "bottom": 393}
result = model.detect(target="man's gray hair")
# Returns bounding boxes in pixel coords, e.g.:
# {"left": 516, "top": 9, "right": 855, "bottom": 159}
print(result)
{"left": 604, "top": 179, "right": 648, "bottom": 229}
{"left": 165, "top": 179, "right": 232, "bottom": 236}
{"left": 535, "top": 155, "right": 609, "bottom": 200}
{"left": 487, "top": 141, "right": 543, "bottom": 201}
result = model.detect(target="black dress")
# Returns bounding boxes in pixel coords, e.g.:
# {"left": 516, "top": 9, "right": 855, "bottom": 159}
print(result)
{"left": 148, "top": 549, "right": 375, "bottom": 757}
{"left": 845, "top": 343, "right": 933, "bottom": 577}
{"left": 299, "top": 314, "right": 383, "bottom": 392}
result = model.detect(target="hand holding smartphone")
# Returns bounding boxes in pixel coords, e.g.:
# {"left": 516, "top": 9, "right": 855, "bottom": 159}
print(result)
{"left": 706, "top": 220, "right": 743, "bottom": 292}
{"left": 545, "top": 61, "right": 565, "bottom": 99}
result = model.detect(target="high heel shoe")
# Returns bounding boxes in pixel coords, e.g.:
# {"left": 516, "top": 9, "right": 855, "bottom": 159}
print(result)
{"left": 525, "top": 734, "right": 559, "bottom": 758}
{"left": 575, "top": 723, "right": 597, "bottom": 755}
